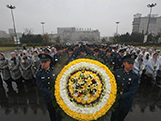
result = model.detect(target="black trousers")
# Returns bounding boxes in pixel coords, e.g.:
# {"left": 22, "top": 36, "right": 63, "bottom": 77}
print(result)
{"left": 156, "top": 76, "right": 161, "bottom": 84}
{"left": 45, "top": 101, "right": 62, "bottom": 121}
{"left": 111, "top": 105, "right": 131, "bottom": 121}
{"left": 24, "top": 78, "right": 35, "bottom": 88}
{"left": 13, "top": 76, "right": 24, "bottom": 91}
{"left": 0, "top": 74, "right": 3, "bottom": 87}
{"left": 4, "top": 78, "right": 14, "bottom": 91}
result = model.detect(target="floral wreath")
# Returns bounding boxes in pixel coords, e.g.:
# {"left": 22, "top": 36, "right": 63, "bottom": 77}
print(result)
{"left": 55, "top": 59, "right": 117, "bottom": 121}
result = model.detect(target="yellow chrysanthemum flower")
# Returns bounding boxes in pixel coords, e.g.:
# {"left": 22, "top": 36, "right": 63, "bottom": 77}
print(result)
{"left": 55, "top": 59, "right": 117, "bottom": 121}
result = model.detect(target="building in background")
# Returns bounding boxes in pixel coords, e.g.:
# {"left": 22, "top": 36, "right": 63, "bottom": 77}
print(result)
{"left": 57, "top": 27, "right": 100, "bottom": 43}
{"left": 8, "top": 28, "right": 22, "bottom": 38}
{"left": 132, "top": 13, "right": 161, "bottom": 35}
{"left": 0, "top": 30, "right": 10, "bottom": 38}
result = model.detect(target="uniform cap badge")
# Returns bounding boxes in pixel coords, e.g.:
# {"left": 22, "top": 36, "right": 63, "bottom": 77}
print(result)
{"left": 42, "top": 54, "right": 45, "bottom": 58}
{"left": 131, "top": 55, "right": 135, "bottom": 59}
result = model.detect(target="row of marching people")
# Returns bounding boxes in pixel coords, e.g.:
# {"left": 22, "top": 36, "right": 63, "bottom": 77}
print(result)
{"left": 0, "top": 50, "right": 38, "bottom": 93}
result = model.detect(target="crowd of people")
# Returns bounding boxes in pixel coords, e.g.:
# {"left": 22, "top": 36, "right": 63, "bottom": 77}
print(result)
{"left": 0, "top": 43, "right": 161, "bottom": 121}
{"left": 0, "top": 44, "right": 161, "bottom": 92}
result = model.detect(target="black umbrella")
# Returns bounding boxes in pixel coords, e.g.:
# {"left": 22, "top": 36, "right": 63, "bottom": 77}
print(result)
{"left": 22, "top": 44, "right": 27, "bottom": 47}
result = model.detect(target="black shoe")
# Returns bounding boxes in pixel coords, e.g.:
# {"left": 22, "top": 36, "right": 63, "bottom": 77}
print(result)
{"left": 157, "top": 82, "right": 161, "bottom": 85}
{"left": 0, "top": 85, "right": 3, "bottom": 88}
{"left": 7, "top": 90, "right": 16, "bottom": 95}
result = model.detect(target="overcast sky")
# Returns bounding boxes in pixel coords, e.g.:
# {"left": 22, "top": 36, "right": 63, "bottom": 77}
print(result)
{"left": 0, "top": 0, "right": 160, "bottom": 36}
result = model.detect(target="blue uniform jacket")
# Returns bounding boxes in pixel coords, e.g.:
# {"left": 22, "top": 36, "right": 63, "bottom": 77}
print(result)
{"left": 36, "top": 67, "right": 55, "bottom": 103}
{"left": 115, "top": 68, "right": 139, "bottom": 108}
{"left": 104, "top": 55, "right": 113, "bottom": 65}
{"left": 116, "top": 54, "right": 123, "bottom": 69}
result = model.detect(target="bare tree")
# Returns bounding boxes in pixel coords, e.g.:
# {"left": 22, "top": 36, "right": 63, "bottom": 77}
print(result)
{"left": 23, "top": 28, "right": 34, "bottom": 35}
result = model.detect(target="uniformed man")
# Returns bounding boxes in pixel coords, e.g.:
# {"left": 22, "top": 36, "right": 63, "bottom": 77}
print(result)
{"left": 101, "top": 45, "right": 108, "bottom": 60}
{"left": 36, "top": 53, "right": 61, "bottom": 121}
{"left": 87, "top": 44, "right": 94, "bottom": 56}
{"left": 98, "top": 46, "right": 106, "bottom": 60}
{"left": 78, "top": 48, "right": 87, "bottom": 58}
{"left": 111, "top": 54, "right": 139, "bottom": 121}
{"left": 53, "top": 47, "right": 66, "bottom": 75}
{"left": 117, "top": 49, "right": 126, "bottom": 69}
{"left": 66, "top": 47, "right": 75, "bottom": 64}
{"left": 72, "top": 45, "right": 80, "bottom": 58}
{"left": 104, "top": 49, "right": 114, "bottom": 68}
{"left": 53, "top": 47, "right": 62, "bottom": 66}
{"left": 111, "top": 46, "right": 118, "bottom": 58}
{"left": 93, "top": 48, "right": 100, "bottom": 58}
{"left": 111, "top": 47, "right": 120, "bottom": 70}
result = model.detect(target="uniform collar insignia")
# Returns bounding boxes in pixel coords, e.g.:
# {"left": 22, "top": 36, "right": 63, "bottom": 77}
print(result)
{"left": 52, "top": 67, "right": 54, "bottom": 69}
{"left": 41, "top": 77, "right": 45, "bottom": 79}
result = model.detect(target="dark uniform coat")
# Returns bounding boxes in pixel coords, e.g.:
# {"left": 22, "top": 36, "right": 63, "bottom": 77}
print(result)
{"left": 104, "top": 55, "right": 113, "bottom": 65}
{"left": 36, "top": 67, "right": 55, "bottom": 102}
{"left": 111, "top": 68, "right": 139, "bottom": 121}
{"left": 36, "top": 67, "right": 61, "bottom": 121}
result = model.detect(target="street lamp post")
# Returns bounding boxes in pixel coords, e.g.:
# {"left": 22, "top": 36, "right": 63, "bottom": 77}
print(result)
{"left": 116, "top": 22, "right": 120, "bottom": 35}
{"left": 143, "top": 3, "right": 157, "bottom": 43}
{"left": 146, "top": 3, "right": 157, "bottom": 35}
{"left": 6, "top": 5, "right": 18, "bottom": 44}
{"left": 41, "top": 22, "right": 45, "bottom": 35}
{"left": 115, "top": 22, "right": 120, "bottom": 43}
